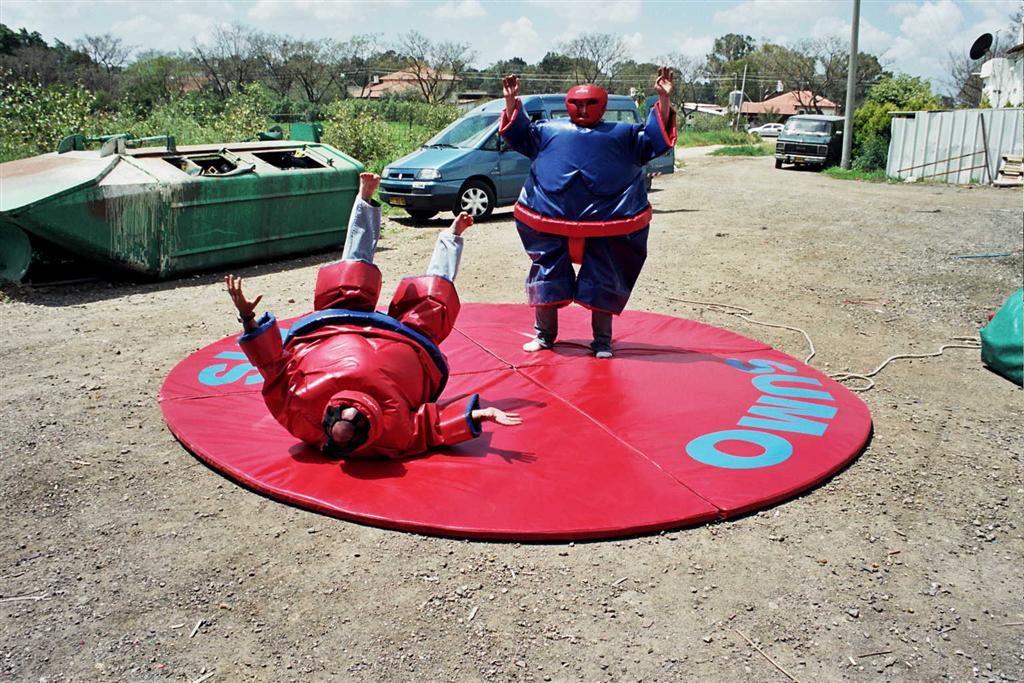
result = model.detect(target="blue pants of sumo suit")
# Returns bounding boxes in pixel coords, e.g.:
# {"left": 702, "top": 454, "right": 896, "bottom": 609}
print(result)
{"left": 516, "top": 221, "right": 649, "bottom": 349}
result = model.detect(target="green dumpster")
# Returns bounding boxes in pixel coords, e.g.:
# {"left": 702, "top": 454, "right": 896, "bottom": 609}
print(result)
{"left": 0, "top": 137, "right": 363, "bottom": 282}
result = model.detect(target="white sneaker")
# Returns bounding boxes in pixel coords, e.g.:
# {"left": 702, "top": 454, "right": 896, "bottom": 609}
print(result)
{"left": 594, "top": 349, "right": 613, "bottom": 359}
{"left": 522, "top": 339, "right": 552, "bottom": 353}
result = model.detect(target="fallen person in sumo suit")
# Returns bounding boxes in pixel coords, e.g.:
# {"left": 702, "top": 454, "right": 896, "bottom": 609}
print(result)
{"left": 499, "top": 67, "right": 677, "bottom": 358}
{"left": 225, "top": 172, "right": 522, "bottom": 459}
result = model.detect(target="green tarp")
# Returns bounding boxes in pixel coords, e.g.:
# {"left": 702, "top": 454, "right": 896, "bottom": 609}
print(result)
{"left": 981, "top": 288, "right": 1023, "bottom": 387}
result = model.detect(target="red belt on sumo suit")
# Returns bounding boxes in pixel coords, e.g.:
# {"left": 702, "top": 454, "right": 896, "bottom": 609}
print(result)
{"left": 513, "top": 203, "right": 653, "bottom": 265}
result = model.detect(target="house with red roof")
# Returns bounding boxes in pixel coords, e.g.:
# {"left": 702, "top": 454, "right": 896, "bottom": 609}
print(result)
{"left": 740, "top": 90, "right": 838, "bottom": 122}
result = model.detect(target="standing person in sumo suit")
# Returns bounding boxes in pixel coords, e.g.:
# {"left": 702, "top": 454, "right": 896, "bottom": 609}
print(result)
{"left": 225, "top": 172, "right": 522, "bottom": 459}
{"left": 499, "top": 67, "right": 677, "bottom": 358}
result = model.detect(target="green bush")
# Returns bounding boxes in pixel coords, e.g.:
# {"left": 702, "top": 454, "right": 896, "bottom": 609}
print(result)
{"left": 685, "top": 111, "right": 733, "bottom": 132}
{"left": 213, "top": 83, "right": 276, "bottom": 141}
{"left": 330, "top": 98, "right": 460, "bottom": 129}
{"left": 851, "top": 134, "right": 889, "bottom": 172}
{"left": 850, "top": 75, "right": 942, "bottom": 172}
{"left": 322, "top": 102, "right": 398, "bottom": 168}
{"left": 0, "top": 78, "right": 96, "bottom": 160}
{"left": 0, "top": 75, "right": 455, "bottom": 173}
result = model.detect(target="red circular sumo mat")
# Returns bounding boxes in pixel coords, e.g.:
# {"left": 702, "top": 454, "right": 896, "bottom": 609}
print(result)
{"left": 160, "top": 303, "right": 871, "bottom": 540}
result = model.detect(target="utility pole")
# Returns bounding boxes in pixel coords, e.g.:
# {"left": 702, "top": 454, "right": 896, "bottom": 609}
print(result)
{"left": 841, "top": 0, "right": 860, "bottom": 169}
{"left": 739, "top": 63, "right": 747, "bottom": 115}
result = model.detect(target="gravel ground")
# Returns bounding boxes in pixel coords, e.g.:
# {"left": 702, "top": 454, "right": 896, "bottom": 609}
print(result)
{"left": 1, "top": 155, "right": 1022, "bottom": 682}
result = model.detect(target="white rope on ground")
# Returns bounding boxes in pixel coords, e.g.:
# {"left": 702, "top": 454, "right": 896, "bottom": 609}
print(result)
{"left": 666, "top": 297, "right": 817, "bottom": 363}
{"left": 666, "top": 297, "right": 981, "bottom": 392}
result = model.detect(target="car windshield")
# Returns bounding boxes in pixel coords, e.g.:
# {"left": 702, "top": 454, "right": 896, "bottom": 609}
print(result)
{"left": 784, "top": 119, "right": 830, "bottom": 134}
{"left": 424, "top": 114, "right": 500, "bottom": 149}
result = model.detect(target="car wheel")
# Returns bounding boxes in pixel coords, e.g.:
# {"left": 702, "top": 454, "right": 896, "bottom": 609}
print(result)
{"left": 456, "top": 180, "right": 494, "bottom": 219}
{"left": 406, "top": 209, "right": 437, "bottom": 223}
{"left": 775, "top": 159, "right": 783, "bottom": 169}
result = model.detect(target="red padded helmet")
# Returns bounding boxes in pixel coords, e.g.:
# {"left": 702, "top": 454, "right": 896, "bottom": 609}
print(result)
{"left": 565, "top": 84, "right": 608, "bottom": 126}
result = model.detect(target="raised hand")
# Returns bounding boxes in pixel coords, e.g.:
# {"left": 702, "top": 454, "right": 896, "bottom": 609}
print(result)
{"left": 359, "top": 172, "right": 381, "bottom": 201}
{"left": 450, "top": 211, "right": 474, "bottom": 235}
{"left": 225, "top": 274, "right": 262, "bottom": 322}
{"left": 502, "top": 74, "right": 520, "bottom": 101}
{"left": 655, "top": 66, "right": 674, "bottom": 100}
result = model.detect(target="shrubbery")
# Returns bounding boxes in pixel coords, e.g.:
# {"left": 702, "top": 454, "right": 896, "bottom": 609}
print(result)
{"left": 851, "top": 75, "right": 940, "bottom": 171}
{"left": 0, "top": 76, "right": 455, "bottom": 171}
{"left": 0, "top": 77, "right": 98, "bottom": 159}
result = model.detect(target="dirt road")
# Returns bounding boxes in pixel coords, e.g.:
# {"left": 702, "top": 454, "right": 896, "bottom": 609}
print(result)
{"left": 2, "top": 155, "right": 1021, "bottom": 681}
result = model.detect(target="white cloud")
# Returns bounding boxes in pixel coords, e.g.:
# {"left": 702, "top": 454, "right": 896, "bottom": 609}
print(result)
{"left": 499, "top": 16, "right": 542, "bottom": 61}
{"left": 621, "top": 31, "right": 645, "bottom": 56}
{"left": 713, "top": 0, "right": 846, "bottom": 39}
{"left": 247, "top": 0, "right": 358, "bottom": 23}
{"left": 432, "top": 0, "right": 486, "bottom": 19}
{"left": 668, "top": 33, "right": 715, "bottom": 59}
{"left": 528, "top": 0, "right": 642, "bottom": 25}
{"left": 883, "top": 0, "right": 964, "bottom": 72}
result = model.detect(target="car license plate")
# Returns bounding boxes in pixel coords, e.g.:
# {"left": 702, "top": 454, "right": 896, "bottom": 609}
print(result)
{"left": 412, "top": 182, "right": 427, "bottom": 189}
{"left": 390, "top": 197, "right": 406, "bottom": 206}
{"left": 794, "top": 156, "right": 806, "bottom": 162}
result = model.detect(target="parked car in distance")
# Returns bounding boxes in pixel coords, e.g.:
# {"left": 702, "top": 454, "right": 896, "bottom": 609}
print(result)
{"left": 774, "top": 115, "right": 845, "bottom": 170}
{"left": 379, "top": 94, "right": 675, "bottom": 222}
{"left": 748, "top": 122, "right": 784, "bottom": 137}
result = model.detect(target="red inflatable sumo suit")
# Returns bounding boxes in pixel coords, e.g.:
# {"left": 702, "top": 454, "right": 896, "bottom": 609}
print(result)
{"left": 238, "top": 260, "right": 481, "bottom": 459}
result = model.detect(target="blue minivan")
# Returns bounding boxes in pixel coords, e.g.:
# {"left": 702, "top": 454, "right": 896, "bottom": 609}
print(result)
{"left": 380, "top": 94, "right": 676, "bottom": 221}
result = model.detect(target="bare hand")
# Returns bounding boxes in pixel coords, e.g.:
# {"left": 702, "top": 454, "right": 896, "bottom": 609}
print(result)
{"left": 450, "top": 212, "right": 473, "bottom": 235}
{"left": 655, "top": 66, "right": 673, "bottom": 101}
{"left": 225, "top": 274, "right": 262, "bottom": 320}
{"left": 472, "top": 407, "right": 523, "bottom": 427}
{"left": 359, "top": 172, "right": 380, "bottom": 201}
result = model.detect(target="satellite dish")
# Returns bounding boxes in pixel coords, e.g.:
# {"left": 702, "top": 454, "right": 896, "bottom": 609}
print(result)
{"left": 969, "top": 33, "right": 993, "bottom": 60}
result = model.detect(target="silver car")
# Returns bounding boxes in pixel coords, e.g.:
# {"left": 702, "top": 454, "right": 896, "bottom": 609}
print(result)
{"left": 748, "top": 123, "right": 784, "bottom": 137}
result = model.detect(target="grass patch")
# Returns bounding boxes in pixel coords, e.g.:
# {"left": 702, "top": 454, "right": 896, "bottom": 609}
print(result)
{"left": 709, "top": 144, "right": 775, "bottom": 157}
{"left": 677, "top": 130, "right": 759, "bottom": 147}
{"left": 822, "top": 167, "right": 893, "bottom": 183}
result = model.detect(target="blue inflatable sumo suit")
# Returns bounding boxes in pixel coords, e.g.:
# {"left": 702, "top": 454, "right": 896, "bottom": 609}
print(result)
{"left": 499, "top": 84, "right": 676, "bottom": 352}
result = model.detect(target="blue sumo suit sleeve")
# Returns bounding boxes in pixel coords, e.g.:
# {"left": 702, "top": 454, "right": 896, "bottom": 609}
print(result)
{"left": 634, "top": 105, "right": 676, "bottom": 164}
{"left": 499, "top": 101, "right": 541, "bottom": 159}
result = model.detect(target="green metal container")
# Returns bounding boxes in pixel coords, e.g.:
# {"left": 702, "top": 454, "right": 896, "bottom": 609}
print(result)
{"left": 0, "top": 137, "right": 362, "bottom": 282}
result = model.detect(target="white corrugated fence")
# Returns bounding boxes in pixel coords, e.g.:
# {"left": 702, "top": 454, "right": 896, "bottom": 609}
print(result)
{"left": 886, "top": 108, "right": 1024, "bottom": 184}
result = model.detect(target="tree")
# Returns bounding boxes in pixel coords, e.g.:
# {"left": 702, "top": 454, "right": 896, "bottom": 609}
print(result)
{"left": 558, "top": 32, "right": 628, "bottom": 86}
{"left": 337, "top": 33, "right": 386, "bottom": 98}
{"left": 0, "top": 24, "right": 46, "bottom": 55}
{"left": 193, "top": 24, "right": 257, "bottom": 100}
{"left": 396, "top": 30, "right": 474, "bottom": 103}
{"left": 705, "top": 33, "right": 754, "bottom": 74}
{"left": 76, "top": 33, "right": 133, "bottom": 75}
{"left": 0, "top": 28, "right": 100, "bottom": 90}
{"left": 534, "top": 51, "right": 574, "bottom": 92}
{"left": 120, "top": 51, "right": 194, "bottom": 114}
{"left": 658, "top": 52, "right": 709, "bottom": 113}
{"left": 946, "top": 50, "right": 984, "bottom": 108}
{"left": 866, "top": 74, "right": 939, "bottom": 109}
{"left": 755, "top": 38, "right": 886, "bottom": 113}
{"left": 250, "top": 32, "right": 297, "bottom": 98}
{"left": 250, "top": 34, "right": 341, "bottom": 104}
{"left": 851, "top": 75, "right": 940, "bottom": 171}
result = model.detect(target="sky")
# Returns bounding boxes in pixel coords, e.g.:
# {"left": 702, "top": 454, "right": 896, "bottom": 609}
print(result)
{"left": 2, "top": 0, "right": 1021, "bottom": 90}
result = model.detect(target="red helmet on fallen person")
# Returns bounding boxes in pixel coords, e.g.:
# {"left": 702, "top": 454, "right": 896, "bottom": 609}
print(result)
{"left": 565, "top": 84, "right": 608, "bottom": 126}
